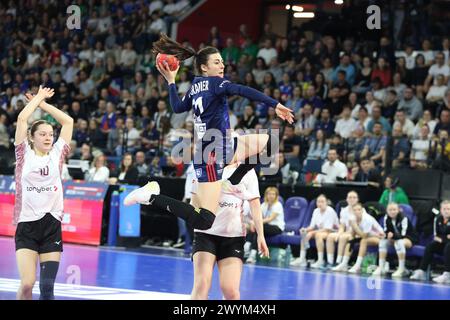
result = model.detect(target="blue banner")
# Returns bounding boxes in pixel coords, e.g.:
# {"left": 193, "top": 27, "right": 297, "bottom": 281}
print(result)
{"left": 118, "top": 185, "right": 141, "bottom": 237}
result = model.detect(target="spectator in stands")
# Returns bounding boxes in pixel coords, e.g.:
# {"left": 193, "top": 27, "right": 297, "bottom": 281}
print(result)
{"left": 326, "top": 87, "right": 345, "bottom": 119}
{"left": 379, "top": 175, "right": 410, "bottom": 207}
{"left": 294, "top": 103, "right": 316, "bottom": 138}
{"left": 346, "top": 126, "right": 367, "bottom": 163}
{"left": 371, "top": 77, "right": 387, "bottom": 102}
{"left": 371, "top": 57, "right": 392, "bottom": 88}
{"left": 107, "top": 117, "right": 124, "bottom": 156}
{"left": 0, "top": 114, "right": 10, "bottom": 150}
{"left": 257, "top": 39, "right": 278, "bottom": 66}
{"left": 313, "top": 72, "right": 329, "bottom": 101}
{"left": 327, "top": 191, "right": 360, "bottom": 267}
{"left": 410, "top": 200, "right": 450, "bottom": 283}
{"left": 73, "top": 142, "right": 93, "bottom": 162}
{"left": 335, "top": 105, "right": 357, "bottom": 139}
{"left": 382, "top": 89, "right": 398, "bottom": 122}
{"left": 389, "top": 124, "right": 410, "bottom": 169}
{"left": 352, "top": 56, "right": 373, "bottom": 95}
{"left": 410, "top": 124, "right": 431, "bottom": 169}
{"left": 413, "top": 109, "right": 436, "bottom": 139}
{"left": 85, "top": 154, "right": 110, "bottom": 183}
{"left": 315, "top": 108, "right": 335, "bottom": 138}
{"left": 305, "top": 129, "right": 329, "bottom": 163}
{"left": 246, "top": 187, "right": 284, "bottom": 264}
{"left": 373, "top": 202, "right": 417, "bottom": 278}
{"left": 331, "top": 54, "right": 356, "bottom": 86}
{"left": 421, "top": 39, "right": 435, "bottom": 66}
{"left": 433, "top": 109, "right": 450, "bottom": 136}
{"left": 424, "top": 52, "right": 449, "bottom": 92}
{"left": 135, "top": 151, "right": 149, "bottom": 177}
{"left": 238, "top": 105, "right": 259, "bottom": 130}
{"left": 430, "top": 129, "right": 450, "bottom": 172}
{"left": 301, "top": 85, "right": 324, "bottom": 117}
{"left": 222, "top": 38, "right": 240, "bottom": 65}
{"left": 393, "top": 109, "right": 415, "bottom": 138}
{"left": 390, "top": 71, "right": 407, "bottom": 98}
{"left": 425, "top": 74, "right": 448, "bottom": 115}
{"left": 74, "top": 119, "right": 89, "bottom": 147}
{"left": 69, "top": 101, "right": 88, "bottom": 123}
{"left": 290, "top": 194, "right": 338, "bottom": 268}
{"left": 332, "top": 203, "right": 384, "bottom": 273}
{"left": 108, "top": 152, "right": 139, "bottom": 185}
{"left": 315, "top": 148, "right": 348, "bottom": 184}
{"left": 398, "top": 87, "right": 423, "bottom": 122}
{"left": 350, "top": 157, "right": 381, "bottom": 188}
{"left": 252, "top": 57, "right": 267, "bottom": 86}
{"left": 286, "top": 86, "right": 303, "bottom": 114}
{"left": 411, "top": 54, "right": 429, "bottom": 100}
{"left": 367, "top": 106, "right": 391, "bottom": 134}
{"left": 360, "top": 122, "right": 386, "bottom": 166}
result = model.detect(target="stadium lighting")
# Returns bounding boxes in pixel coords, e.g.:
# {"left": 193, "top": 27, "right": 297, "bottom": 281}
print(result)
{"left": 292, "top": 5, "right": 304, "bottom": 12}
{"left": 335, "top": 0, "right": 344, "bottom": 4}
{"left": 293, "top": 12, "right": 315, "bottom": 18}
{"left": 285, "top": 4, "right": 291, "bottom": 10}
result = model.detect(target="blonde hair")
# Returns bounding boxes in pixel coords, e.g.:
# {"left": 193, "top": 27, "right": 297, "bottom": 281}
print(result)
{"left": 264, "top": 187, "right": 279, "bottom": 205}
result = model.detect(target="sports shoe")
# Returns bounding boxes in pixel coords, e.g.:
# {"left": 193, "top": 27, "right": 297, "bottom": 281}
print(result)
{"left": 372, "top": 266, "right": 385, "bottom": 276}
{"left": 289, "top": 257, "right": 307, "bottom": 267}
{"left": 124, "top": 181, "right": 160, "bottom": 206}
{"left": 246, "top": 254, "right": 257, "bottom": 264}
{"left": 432, "top": 272, "right": 450, "bottom": 284}
{"left": 310, "top": 260, "right": 325, "bottom": 269}
{"left": 410, "top": 269, "right": 426, "bottom": 281}
{"left": 332, "top": 263, "right": 348, "bottom": 272}
{"left": 391, "top": 268, "right": 407, "bottom": 278}
{"left": 348, "top": 265, "right": 361, "bottom": 274}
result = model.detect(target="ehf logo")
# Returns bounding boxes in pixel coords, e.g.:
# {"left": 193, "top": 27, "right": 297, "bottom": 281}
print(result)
{"left": 196, "top": 168, "right": 202, "bottom": 178}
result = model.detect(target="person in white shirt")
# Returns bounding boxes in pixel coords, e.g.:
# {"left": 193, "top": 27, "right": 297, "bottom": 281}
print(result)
{"left": 14, "top": 87, "right": 73, "bottom": 300}
{"left": 315, "top": 148, "right": 348, "bottom": 184}
{"left": 413, "top": 109, "right": 436, "bottom": 139}
{"left": 332, "top": 203, "right": 385, "bottom": 273}
{"left": 257, "top": 39, "right": 278, "bottom": 66}
{"left": 426, "top": 74, "right": 447, "bottom": 104}
{"left": 190, "top": 165, "right": 269, "bottom": 300}
{"left": 85, "top": 154, "right": 110, "bottom": 183}
{"left": 327, "top": 191, "right": 360, "bottom": 267}
{"left": 425, "top": 52, "right": 449, "bottom": 88}
{"left": 410, "top": 124, "right": 431, "bottom": 169}
{"left": 335, "top": 105, "right": 357, "bottom": 139}
{"left": 246, "top": 187, "right": 284, "bottom": 264}
{"left": 290, "top": 194, "right": 339, "bottom": 268}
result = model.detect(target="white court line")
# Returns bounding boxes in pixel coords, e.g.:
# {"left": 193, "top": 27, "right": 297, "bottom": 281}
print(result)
{"left": 0, "top": 278, "right": 190, "bottom": 300}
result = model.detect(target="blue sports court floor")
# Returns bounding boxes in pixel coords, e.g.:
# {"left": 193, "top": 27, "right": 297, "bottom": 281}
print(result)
{"left": 0, "top": 236, "right": 449, "bottom": 300}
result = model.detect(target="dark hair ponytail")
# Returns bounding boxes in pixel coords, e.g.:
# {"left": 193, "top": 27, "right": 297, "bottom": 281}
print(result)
{"left": 152, "top": 33, "right": 220, "bottom": 75}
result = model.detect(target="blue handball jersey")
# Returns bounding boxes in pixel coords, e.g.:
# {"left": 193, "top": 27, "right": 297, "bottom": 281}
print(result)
{"left": 168, "top": 76, "right": 279, "bottom": 164}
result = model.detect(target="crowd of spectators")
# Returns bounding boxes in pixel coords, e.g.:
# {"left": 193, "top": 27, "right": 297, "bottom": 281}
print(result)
{"left": 0, "top": 0, "right": 449, "bottom": 187}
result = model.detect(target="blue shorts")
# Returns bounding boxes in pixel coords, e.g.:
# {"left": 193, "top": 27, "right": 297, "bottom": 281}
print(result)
{"left": 194, "top": 138, "right": 237, "bottom": 183}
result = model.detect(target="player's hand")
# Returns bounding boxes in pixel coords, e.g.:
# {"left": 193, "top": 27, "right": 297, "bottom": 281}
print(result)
{"left": 37, "top": 85, "right": 55, "bottom": 99}
{"left": 275, "top": 103, "right": 294, "bottom": 124}
{"left": 257, "top": 235, "right": 270, "bottom": 258}
{"left": 156, "top": 61, "right": 179, "bottom": 84}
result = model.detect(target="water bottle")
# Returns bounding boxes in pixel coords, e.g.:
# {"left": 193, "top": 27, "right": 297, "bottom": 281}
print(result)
{"left": 284, "top": 245, "right": 292, "bottom": 267}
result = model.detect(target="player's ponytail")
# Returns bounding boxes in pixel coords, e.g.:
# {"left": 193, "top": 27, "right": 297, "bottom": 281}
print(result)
{"left": 152, "top": 33, "right": 196, "bottom": 61}
{"left": 152, "top": 33, "right": 220, "bottom": 75}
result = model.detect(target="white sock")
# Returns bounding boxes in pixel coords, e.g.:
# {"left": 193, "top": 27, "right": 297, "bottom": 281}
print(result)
{"left": 249, "top": 249, "right": 257, "bottom": 258}
{"left": 327, "top": 254, "right": 334, "bottom": 265}
{"left": 379, "top": 258, "right": 386, "bottom": 268}
{"left": 336, "top": 255, "right": 343, "bottom": 264}
{"left": 342, "top": 256, "right": 350, "bottom": 266}
{"left": 398, "top": 259, "right": 405, "bottom": 270}
{"left": 317, "top": 251, "right": 324, "bottom": 263}
{"left": 300, "top": 249, "right": 306, "bottom": 261}
{"left": 354, "top": 256, "right": 363, "bottom": 268}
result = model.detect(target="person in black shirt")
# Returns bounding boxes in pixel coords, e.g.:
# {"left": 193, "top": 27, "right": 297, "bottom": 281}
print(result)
{"left": 410, "top": 200, "right": 450, "bottom": 283}
{"left": 334, "top": 70, "right": 351, "bottom": 103}
{"left": 326, "top": 87, "right": 345, "bottom": 119}
{"left": 351, "top": 157, "right": 381, "bottom": 189}
{"left": 372, "top": 202, "right": 417, "bottom": 277}
{"left": 281, "top": 124, "right": 302, "bottom": 170}
{"left": 238, "top": 105, "right": 259, "bottom": 130}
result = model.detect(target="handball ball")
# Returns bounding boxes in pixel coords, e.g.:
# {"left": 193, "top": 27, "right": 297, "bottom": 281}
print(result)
{"left": 156, "top": 53, "right": 179, "bottom": 71}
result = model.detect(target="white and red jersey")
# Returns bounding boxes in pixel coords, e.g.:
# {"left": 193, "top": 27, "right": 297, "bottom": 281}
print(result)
{"left": 192, "top": 167, "right": 260, "bottom": 238}
{"left": 14, "top": 138, "right": 70, "bottom": 224}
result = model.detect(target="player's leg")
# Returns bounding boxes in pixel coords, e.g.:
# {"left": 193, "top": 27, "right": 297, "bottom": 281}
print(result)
{"left": 16, "top": 249, "right": 38, "bottom": 300}
{"left": 38, "top": 252, "right": 61, "bottom": 300}
{"left": 326, "top": 233, "right": 339, "bottom": 264}
{"left": 217, "top": 258, "right": 243, "bottom": 300}
{"left": 191, "top": 233, "right": 217, "bottom": 300}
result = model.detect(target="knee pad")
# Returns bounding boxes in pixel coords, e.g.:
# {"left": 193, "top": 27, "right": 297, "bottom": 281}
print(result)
{"left": 189, "top": 208, "right": 215, "bottom": 230}
{"left": 39, "top": 261, "right": 59, "bottom": 300}
{"left": 394, "top": 239, "right": 406, "bottom": 254}
{"left": 378, "top": 239, "right": 388, "bottom": 253}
